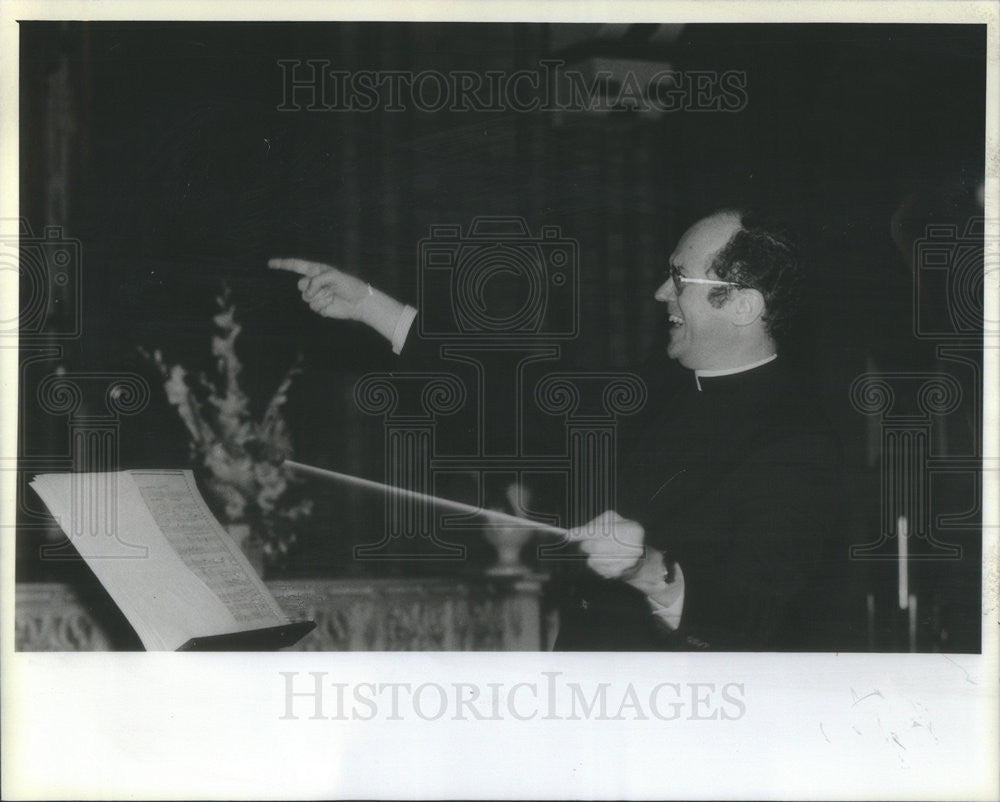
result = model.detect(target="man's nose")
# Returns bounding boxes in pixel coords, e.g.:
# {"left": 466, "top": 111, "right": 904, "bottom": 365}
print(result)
{"left": 654, "top": 278, "right": 675, "bottom": 303}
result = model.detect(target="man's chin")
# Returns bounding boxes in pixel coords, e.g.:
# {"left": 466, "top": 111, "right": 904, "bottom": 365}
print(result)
{"left": 667, "top": 343, "right": 700, "bottom": 370}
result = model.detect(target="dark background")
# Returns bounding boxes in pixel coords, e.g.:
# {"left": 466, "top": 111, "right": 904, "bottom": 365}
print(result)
{"left": 17, "top": 22, "right": 986, "bottom": 651}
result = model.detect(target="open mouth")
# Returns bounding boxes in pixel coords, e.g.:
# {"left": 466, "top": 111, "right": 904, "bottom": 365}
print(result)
{"left": 668, "top": 313, "right": 684, "bottom": 328}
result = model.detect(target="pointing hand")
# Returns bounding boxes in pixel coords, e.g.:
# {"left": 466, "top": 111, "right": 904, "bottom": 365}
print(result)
{"left": 268, "top": 258, "right": 371, "bottom": 321}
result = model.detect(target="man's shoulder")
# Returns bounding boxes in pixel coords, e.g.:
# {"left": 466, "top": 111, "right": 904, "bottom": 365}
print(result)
{"left": 733, "top": 361, "right": 841, "bottom": 462}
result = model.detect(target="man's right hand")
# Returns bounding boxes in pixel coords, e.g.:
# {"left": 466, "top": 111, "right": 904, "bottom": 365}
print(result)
{"left": 269, "top": 257, "right": 413, "bottom": 350}
{"left": 267, "top": 258, "right": 373, "bottom": 321}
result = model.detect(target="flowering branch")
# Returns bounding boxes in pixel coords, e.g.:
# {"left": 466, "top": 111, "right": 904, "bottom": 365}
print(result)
{"left": 140, "top": 288, "right": 312, "bottom": 567}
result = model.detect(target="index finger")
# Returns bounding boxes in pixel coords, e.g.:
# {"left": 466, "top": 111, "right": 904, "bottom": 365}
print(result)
{"left": 267, "top": 257, "right": 333, "bottom": 278}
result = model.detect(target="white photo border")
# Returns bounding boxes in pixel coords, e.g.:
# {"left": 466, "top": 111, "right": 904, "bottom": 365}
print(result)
{"left": 1, "top": 2, "right": 997, "bottom": 800}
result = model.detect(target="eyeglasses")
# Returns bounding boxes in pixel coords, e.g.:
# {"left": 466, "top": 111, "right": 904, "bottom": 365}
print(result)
{"left": 666, "top": 263, "right": 740, "bottom": 295}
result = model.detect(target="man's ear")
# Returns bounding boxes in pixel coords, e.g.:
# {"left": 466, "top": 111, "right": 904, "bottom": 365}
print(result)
{"left": 729, "top": 287, "right": 766, "bottom": 327}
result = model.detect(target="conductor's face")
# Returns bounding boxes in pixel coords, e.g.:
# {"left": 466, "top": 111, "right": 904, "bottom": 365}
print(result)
{"left": 655, "top": 212, "right": 743, "bottom": 370}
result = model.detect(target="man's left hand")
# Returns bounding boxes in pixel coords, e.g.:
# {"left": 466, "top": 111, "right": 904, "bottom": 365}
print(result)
{"left": 569, "top": 510, "right": 646, "bottom": 579}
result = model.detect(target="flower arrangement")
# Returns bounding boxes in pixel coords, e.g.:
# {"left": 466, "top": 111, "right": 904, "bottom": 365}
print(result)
{"left": 142, "top": 288, "right": 312, "bottom": 570}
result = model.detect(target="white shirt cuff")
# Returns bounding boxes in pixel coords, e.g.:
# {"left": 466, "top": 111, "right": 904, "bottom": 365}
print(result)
{"left": 646, "top": 563, "right": 685, "bottom": 631}
{"left": 391, "top": 305, "right": 418, "bottom": 355}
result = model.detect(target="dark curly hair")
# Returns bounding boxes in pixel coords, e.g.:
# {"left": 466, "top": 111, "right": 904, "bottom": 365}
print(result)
{"left": 705, "top": 209, "right": 803, "bottom": 344}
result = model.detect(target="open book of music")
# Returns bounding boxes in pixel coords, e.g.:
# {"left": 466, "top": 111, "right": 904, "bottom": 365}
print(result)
{"left": 29, "top": 469, "right": 315, "bottom": 651}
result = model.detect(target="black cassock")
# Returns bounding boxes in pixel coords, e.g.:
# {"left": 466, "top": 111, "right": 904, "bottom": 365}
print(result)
{"left": 554, "top": 353, "right": 851, "bottom": 652}
{"left": 400, "top": 329, "right": 851, "bottom": 652}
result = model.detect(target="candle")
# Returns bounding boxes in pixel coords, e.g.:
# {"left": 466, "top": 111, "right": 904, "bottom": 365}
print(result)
{"left": 898, "top": 515, "right": 908, "bottom": 610}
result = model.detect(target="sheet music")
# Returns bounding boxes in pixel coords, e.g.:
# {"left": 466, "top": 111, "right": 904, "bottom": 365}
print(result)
{"left": 130, "top": 470, "right": 286, "bottom": 625}
{"left": 30, "top": 470, "right": 289, "bottom": 650}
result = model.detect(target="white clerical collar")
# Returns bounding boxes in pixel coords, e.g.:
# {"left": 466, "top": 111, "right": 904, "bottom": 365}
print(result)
{"left": 694, "top": 353, "right": 778, "bottom": 391}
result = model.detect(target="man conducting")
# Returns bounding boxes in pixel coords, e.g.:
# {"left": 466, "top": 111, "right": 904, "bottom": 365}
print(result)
{"left": 270, "top": 208, "right": 845, "bottom": 651}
